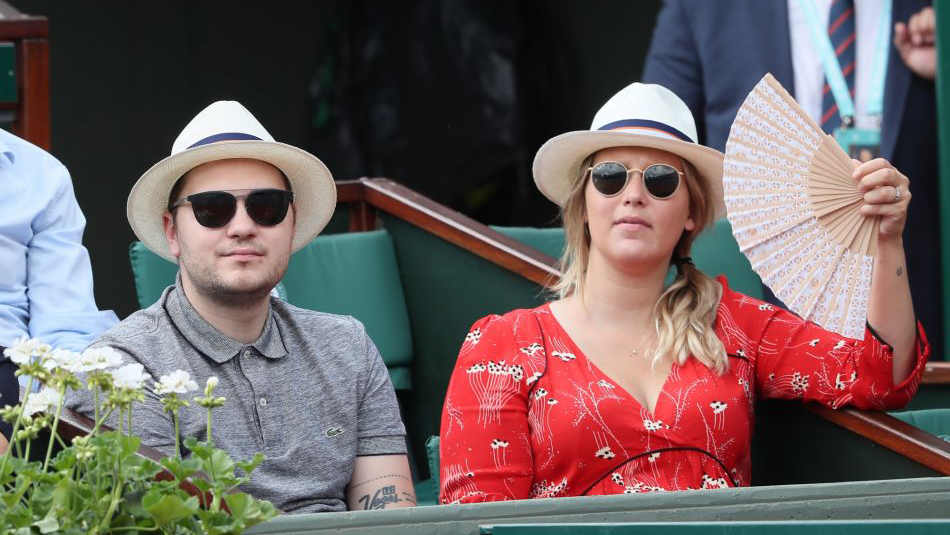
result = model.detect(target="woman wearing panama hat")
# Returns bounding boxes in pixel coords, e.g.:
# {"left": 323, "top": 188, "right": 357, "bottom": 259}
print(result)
{"left": 438, "top": 82, "right": 929, "bottom": 502}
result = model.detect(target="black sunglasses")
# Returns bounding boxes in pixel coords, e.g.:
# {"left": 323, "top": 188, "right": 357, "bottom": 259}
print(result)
{"left": 588, "top": 161, "right": 683, "bottom": 199}
{"left": 169, "top": 188, "right": 294, "bottom": 228}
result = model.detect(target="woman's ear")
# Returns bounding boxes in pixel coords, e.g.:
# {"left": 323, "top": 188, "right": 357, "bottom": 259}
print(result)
{"left": 684, "top": 217, "right": 695, "bottom": 232}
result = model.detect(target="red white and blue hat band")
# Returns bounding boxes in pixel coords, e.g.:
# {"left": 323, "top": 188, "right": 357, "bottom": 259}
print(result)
{"left": 597, "top": 119, "right": 693, "bottom": 143}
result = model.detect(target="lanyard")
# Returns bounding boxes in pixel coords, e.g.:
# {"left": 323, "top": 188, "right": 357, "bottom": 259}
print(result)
{"left": 797, "top": 0, "right": 891, "bottom": 122}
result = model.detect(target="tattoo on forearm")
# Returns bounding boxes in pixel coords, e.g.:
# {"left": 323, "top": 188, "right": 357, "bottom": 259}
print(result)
{"left": 357, "top": 484, "right": 416, "bottom": 510}
{"left": 897, "top": 267, "right": 903, "bottom": 277}
{"left": 348, "top": 474, "right": 411, "bottom": 490}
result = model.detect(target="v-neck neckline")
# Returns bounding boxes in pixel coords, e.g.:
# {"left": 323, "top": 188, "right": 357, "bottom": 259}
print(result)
{"left": 543, "top": 302, "right": 676, "bottom": 419}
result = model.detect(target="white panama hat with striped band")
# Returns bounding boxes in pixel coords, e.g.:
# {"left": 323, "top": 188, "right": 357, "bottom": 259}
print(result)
{"left": 127, "top": 100, "right": 336, "bottom": 262}
{"left": 533, "top": 82, "right": 725, "bottom": 219}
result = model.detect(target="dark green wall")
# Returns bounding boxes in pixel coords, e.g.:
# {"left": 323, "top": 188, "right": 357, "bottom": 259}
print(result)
{"left": 10, "top": 0, "right": 659, "bottom": 319}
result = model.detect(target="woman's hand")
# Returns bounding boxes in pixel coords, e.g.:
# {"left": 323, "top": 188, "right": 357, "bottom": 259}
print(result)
{"left": 855, "top": 158, "right": 911, "bottom": 242}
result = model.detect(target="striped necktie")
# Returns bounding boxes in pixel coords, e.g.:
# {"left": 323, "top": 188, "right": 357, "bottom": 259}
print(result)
{"left": 821, "top": 0, "right": 856, "bottom": 133}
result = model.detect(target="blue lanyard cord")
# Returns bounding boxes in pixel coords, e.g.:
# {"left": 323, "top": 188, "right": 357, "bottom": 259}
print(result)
{"left": 797, "top": 0, "right": 891, "bottom": 122}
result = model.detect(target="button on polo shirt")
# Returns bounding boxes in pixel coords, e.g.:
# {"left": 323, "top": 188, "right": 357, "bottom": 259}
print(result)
{"left": 66, "top": 281, "right": 406, "bottom": 514}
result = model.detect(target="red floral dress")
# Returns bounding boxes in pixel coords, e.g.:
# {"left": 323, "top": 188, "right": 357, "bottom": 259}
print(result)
{"left": 439, "top": 277, "right": 929, "bottom": 504}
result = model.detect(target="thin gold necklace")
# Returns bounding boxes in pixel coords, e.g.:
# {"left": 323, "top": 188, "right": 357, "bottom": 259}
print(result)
{"left": 583, "top": 307, "right": 658, "bottom": 359}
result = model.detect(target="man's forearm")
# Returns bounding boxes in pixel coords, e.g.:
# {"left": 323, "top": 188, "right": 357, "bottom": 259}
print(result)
{"left": 346, "top": 454, "right": 416, "bottom": 510}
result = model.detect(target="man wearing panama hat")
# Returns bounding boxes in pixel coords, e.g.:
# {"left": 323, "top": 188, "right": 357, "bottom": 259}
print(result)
{"left": 68, "top": 101, "right": 415, "bottom": 513}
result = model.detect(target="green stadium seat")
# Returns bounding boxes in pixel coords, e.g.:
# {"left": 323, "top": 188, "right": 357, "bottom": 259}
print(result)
{"left": 128, "top": 229, "right": 414, "bottom": 390}
{"left": 890, "top": 409, "right": 950, "bottom": 443}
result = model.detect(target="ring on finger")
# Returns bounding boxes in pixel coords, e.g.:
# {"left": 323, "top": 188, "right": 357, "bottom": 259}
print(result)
{"left": 893, "top": 186, "right": 902, "bottom": 203}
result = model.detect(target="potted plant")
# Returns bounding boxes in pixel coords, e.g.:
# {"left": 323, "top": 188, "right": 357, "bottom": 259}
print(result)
{"left": 0, "top": 337, "right": 277, "bottom": 534}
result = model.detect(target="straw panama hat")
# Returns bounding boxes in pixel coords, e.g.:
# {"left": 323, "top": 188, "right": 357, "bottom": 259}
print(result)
{"left": 533, "top": 82, "right": 726, "bottom": 219}
{"left": 127, "top": 100, "right": 336, "bottom": 262}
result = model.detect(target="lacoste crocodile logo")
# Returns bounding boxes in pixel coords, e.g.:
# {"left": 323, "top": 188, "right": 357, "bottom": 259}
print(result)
{"left": 325, "top": 426, "right": 344, "bottom": 438}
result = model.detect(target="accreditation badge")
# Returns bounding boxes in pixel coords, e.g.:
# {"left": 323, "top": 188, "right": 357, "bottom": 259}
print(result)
{"left": 833, "top": 126, "right": 881, "bottom": 162}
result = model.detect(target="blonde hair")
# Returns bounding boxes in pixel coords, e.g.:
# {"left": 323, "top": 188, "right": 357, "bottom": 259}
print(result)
{"left": 551, "top": 155, "right": 728, "bottom": 374}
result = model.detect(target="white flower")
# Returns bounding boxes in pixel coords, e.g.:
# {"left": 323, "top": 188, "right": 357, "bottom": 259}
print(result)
{"left": 70, "top": 346, "right": 124, "bottom": 373}
{"left": 23, "top": 387, "right": 62, "bottom": 417}
{"left": 3, "top": 336, "right": 50, "bottom": 366}
{"left": 206, "top": 376, "right": 219, "bottom": 390}
{"left": 42, "top": 348, "right": 80, "bottom": 371}
{"left": 110, "top": 363, "right": 151, "bottom": 390}
{"left": 155, "top": 370, "right": 199, "bottom": 395}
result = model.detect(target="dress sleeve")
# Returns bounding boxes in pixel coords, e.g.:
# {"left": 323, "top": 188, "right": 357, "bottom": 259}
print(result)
{"left": 439, "top": 310, "right": 544, "bottom": 504}
{"left": 715, "top": 277, "right": 930, "bottom": 411}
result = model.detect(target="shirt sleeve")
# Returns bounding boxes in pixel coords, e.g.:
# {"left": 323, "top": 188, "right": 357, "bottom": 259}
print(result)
{"left": 439, "top": 310, "right": 543, "bottom": 504}
{"left": 715, "top": 277, "right": 930, "bottom": 411}
{"left": 354, "top": 320, "right": 407, "bottom": 456}
{"left": 26, "top": 158, "right": 118, "bottom": 351}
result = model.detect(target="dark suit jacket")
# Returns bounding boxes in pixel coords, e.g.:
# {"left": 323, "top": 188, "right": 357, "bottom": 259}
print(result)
{"left": 642, "top": 0, "right": 941, "bottom": 357}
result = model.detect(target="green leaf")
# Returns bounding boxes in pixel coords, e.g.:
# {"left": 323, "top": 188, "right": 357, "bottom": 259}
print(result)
{"left": 186, "top": 438, "right": 213, "bottom": 461}
{"left": 143, "top": 492, "right": 200, "bottom": 527}
{"left": 190, "top": 477, "right": 212, "bottom": 493}
{"left": 118, "top": 434, "right": 142, "bottom": 459}
{"left": 32, "top": 516, "right": 59, "bottom": 534}
{"left": 47, "top": 476, "right": 73, "bottom": 517}
{"left": 195, "top": 509, "right": 236, "bottom": 535}
{"left": 121, "top": 488, "right": 148, "bottom": 518}
{"left": 207, "top": 449, "right": 235, "bottom": 478}
{"left": 161, "top": 455, "right": 201, "bottom": 482}
{"left": 224, "top": 493, "right": 278, "bottom": 528}
{"left": 236, "top": 452, "right": 265, "bottom": 475}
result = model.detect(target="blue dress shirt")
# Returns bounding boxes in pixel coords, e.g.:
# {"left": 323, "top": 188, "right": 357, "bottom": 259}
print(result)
{"left": 0, "top": 128, "right": 118, "bottom": 355}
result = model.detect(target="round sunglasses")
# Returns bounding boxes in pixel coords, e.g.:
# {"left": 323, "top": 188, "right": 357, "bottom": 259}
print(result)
{"left": 588, "top": 161, "right": 683, "bottom": 199}
{"left": 169, "top": 188, "right": 294, "bottom": 228}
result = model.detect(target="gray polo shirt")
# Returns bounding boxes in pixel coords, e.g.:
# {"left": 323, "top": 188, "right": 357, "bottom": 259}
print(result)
{"left": 66, "top": 282, "right": 406, "bottom": 513}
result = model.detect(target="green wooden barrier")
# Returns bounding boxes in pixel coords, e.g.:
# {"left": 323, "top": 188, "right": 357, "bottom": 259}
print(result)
{"left": 245, "top": 477, "right": 950, "bottom": 535}
{"left": 936, "top": 1, "right": 950, "bottom": 354}
{"left": 381, "top": 214, "right": 551, "bottom": 479}
{"left": 481, "top": 521, "right": 950, "bottom": 535}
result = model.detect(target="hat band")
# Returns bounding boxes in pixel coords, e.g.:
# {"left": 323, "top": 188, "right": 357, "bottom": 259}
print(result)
{"left": 187, "top": 132, "right": 263, "bottom": 149}
{"left": 597, "top": 119, "right": 693, "bottom": 143}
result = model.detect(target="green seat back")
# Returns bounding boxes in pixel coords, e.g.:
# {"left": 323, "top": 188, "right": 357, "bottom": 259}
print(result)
{"left": 280, "top": 230, "right": 413, "bottom": 389}
{"left": 691, "top": 218, "right": 763, "bottom": 299}
{"left": 492, "top": 218, "right": 764, "bottom": 300}
{"left": 128, "top": 228, "right": 413, "bottom": 389}
{"left": 890, "top": 409, "right": 950, "bottom": 442}
{"left": 129, "top": 242, "right": 179, "bottom": 310}
{"left": 489, "top": 226, "right": 564, "bottom": 260}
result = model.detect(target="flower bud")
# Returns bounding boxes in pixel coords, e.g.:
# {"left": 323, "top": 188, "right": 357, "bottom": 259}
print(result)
{"left": 205, "top": 376, "right": 219, "bottom": 396}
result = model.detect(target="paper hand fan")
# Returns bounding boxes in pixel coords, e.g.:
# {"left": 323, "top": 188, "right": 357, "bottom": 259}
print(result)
{"left": 723, "top": 73, "right": 880, "bottom": 339}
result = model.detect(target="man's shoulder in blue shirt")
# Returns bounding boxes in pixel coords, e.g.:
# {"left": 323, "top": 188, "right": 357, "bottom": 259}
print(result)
{"left": 0, "top": 128, "right": 118, "bottom": 353}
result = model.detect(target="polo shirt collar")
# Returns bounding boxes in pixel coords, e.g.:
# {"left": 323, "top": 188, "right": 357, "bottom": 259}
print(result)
{"left": 165, "top": 277, "right": 288, "bottom": 363}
